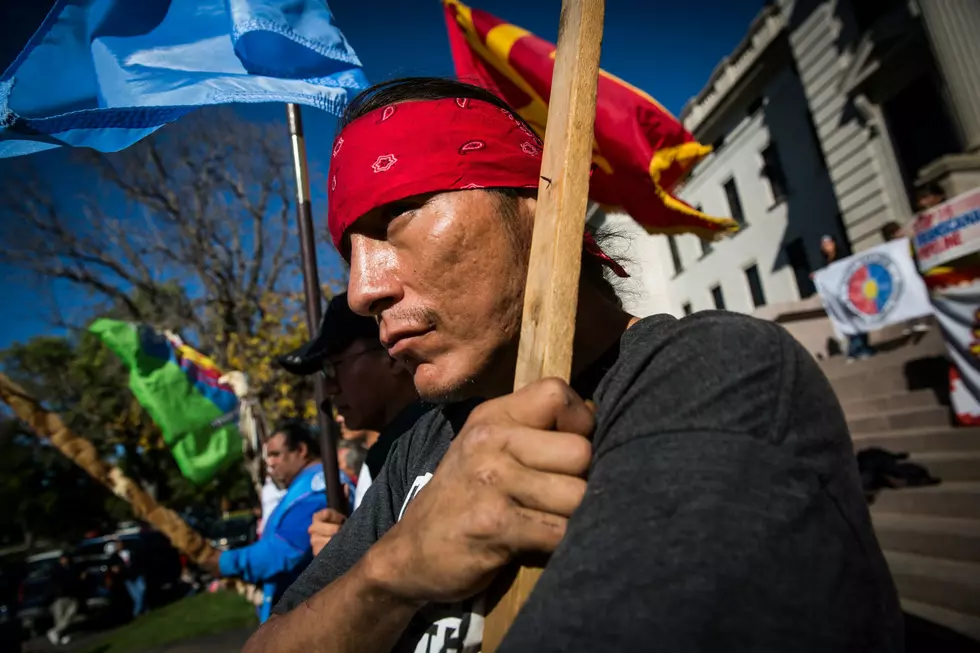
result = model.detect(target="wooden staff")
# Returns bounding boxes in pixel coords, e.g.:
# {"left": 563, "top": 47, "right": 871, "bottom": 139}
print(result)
{"left": 0, "top": 373, "right": 215, "bottom": 565}
{"left": 482, "top": 0, "right": 605, "bottom": 649}
{"left": 286, "top": 103, "right": 347, "bottom": 515}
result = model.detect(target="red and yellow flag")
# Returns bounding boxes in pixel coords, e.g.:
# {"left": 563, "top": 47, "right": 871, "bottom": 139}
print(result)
{"left": 443, "top": 0, "right": 737, "bottom": 238}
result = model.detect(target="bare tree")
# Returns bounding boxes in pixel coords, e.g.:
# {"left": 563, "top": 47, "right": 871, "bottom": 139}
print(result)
{"left": 0, "top": 107, "right": 308, "bottom": 364}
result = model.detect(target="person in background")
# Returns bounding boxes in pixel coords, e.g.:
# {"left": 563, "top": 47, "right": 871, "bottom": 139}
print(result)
{"left": 278, "top": 291, "right": 424, "bottom": 555}
{"left": 337, "top": 439, "right": 367, "bottom": 487}
{"left": 46, "top": 554, "right": 84, "bottom": 646}
{"left": 915, "top": 183, "right": 947, "bottom": 212}
{"left": 820, "top": 234, "right": 876, "bottom": 361}
{"left": 881, "top": 221, "right": 930, "bottom": 335}
{"left": 200, "top": 421, "right": 353, "bottom": 622}
{"left": 257, "top": 465, "right": 287, "bottom": 539}
{"left": 115, "top": 539, "right": 146, "bottom": 619}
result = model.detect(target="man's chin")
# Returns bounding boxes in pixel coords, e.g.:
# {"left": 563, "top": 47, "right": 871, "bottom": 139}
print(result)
{"left": 414, "top": 363, "right": 479, "bottom": 404}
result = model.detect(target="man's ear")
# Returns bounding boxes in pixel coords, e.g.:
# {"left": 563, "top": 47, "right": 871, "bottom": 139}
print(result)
{"left": 297, "top": 442, "right": 309, "bottom": 459}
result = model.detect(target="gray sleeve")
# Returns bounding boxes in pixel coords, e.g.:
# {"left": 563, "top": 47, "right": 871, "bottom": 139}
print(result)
{"left": 499, "top": 313, "right": 902, "bottom": 652}
{"left": 273, "top": 430, "right": 410, "bottom": 615}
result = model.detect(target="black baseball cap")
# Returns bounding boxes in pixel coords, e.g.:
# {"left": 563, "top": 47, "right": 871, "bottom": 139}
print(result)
{"left": 278, "top": 292, "right": 380, "bottom": 376}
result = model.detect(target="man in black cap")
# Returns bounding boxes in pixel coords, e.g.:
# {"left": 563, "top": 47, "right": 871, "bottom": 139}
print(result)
{"left": 279, "top": 292, "right": 422, "bottom": 553}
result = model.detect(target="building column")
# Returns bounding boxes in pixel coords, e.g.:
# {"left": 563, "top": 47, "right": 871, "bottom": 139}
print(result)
{"left": 917, "top": 0, "right": 980, "bottom": 153}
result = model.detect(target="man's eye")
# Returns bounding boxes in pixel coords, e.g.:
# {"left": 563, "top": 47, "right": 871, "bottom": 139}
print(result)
{"left": 383, "top": 202, "right": 417, "bottom": 221}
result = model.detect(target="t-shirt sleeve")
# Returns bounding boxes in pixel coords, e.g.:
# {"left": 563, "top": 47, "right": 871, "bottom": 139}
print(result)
{"left": 499, "top": 313, "right": 902, "bottom": 652}
{"left": 272, "top": 426, "right": 412, "bottom": 615}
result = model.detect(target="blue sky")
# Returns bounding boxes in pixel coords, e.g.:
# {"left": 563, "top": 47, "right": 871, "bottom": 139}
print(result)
{"left": 0, "top": 0, "right": 763, "bottom": 350}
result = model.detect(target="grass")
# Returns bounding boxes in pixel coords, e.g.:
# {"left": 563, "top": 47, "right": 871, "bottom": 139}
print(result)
{"left": 80, "top": 590, "right": 257, "bottom": 653}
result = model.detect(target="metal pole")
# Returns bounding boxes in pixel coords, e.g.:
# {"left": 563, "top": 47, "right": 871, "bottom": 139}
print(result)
{"left": 286, "top": 103, "right": 347, "bottom": 514}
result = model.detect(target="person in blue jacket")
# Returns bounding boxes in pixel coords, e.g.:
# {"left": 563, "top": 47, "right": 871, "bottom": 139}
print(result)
{"left": 201, "top": 420, "right": 353, "bottom": 622}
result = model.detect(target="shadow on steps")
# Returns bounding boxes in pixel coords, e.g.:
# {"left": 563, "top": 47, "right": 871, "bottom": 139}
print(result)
{"left": 905, "top": 611, "right": 980, "bottom": 652}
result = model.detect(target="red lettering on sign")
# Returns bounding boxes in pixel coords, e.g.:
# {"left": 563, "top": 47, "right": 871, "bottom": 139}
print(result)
{"left": 944, "top": 233, "right": 963, "bottom": 248}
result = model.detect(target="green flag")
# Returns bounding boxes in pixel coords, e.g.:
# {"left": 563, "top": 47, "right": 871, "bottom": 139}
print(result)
{"left": 90, "top": 319, "right": 242, "bottom": 484}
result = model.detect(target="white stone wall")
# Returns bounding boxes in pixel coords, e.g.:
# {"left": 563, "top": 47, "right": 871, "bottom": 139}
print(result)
{"left": 666, "top": 66, "right": 842, "bottom": 315}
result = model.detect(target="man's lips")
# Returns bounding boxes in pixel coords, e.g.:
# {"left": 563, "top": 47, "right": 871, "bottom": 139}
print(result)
{"left": 381, "top": 325, "right": 433, "bottom": 358}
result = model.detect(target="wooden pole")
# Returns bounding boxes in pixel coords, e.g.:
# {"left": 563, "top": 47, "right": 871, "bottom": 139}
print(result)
{"left": 482, "top": 0, "right": 605, "bottom": 649}
{"left": 286, "top": 103, "right": 347, "bottom": 515}
{"left": 0, "top": 373, "right": 216, "bottom": 565}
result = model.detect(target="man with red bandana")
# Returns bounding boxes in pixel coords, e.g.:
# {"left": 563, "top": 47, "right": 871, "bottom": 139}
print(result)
{"left": 244, "top": 78, "right": 902, "bottom": 653}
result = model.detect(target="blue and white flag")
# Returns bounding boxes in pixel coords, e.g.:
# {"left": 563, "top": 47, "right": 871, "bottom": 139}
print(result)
{"left": 814, "top": 238, "right": 933, "bottom": 337}
{"left": 0, "top": 0, "right": 368, "bottom": 158}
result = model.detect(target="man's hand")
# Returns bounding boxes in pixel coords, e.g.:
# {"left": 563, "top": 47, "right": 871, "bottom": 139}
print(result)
{"left": 309, "top": 508, "right": 347, "bottom": 556}
{"left": 364, "top": 378, "right": 594, "bottom": 605}
{"left": 199, "top": 549, "right": 222, "bottom": 577}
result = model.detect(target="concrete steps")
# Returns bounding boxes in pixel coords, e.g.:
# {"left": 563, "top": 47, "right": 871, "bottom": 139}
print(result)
{"left": 902, "top": 599, "right": 980, "bottom": 644}
{"left": 851, "top": 427, "right": 980, "bottom": 454}
{"left": 873, "top": 513, "right": 980, "bottom": 564}
{"left": 871, "top": 483, "right": 980, "bottom": 521}
{"left": 848, "top": 405, "right": 952, "bottom": 433}
{"left": 885, "top": 551, "right": 980, "bottom": 619}
{"left": 813, "top": 322, "right": 980, "bottom": 642}
{"left": 842, "top": 389, "right": 945, "bottom": 415}
{"left": 910, "top": 451, "right": 980, "bottom": 483}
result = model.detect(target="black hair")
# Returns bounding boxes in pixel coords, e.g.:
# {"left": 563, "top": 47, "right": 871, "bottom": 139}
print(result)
{"left": 273, "top": 419, "right": 321, "bottom": 458}
{"left": 340, "top": 77, "right": 527, "bottom": 130}
{"left": 340, "top": 77, "right": 627, "bottom": 309}
{"left": 880, "top": 221, "right": 902, "bottom": 241}
{"left": 916, "top": 183, "right": 945, "bottom": 199}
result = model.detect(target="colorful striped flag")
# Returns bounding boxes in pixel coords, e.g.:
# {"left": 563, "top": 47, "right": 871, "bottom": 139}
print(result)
{"left": 442, "top": 0, "right": 737, "bottom": 238}
{"left": 90, "top": 319, "right": 241, "bottom": 485}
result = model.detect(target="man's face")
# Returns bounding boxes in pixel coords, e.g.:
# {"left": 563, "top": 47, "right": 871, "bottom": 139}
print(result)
{"left": 346, "top": 190, "right": 533, "bottom": 401}
{"left": 321, "top": 338, "right": 399, "bottom": 430}
{"left": 265, "top": 432, "right": 307, "bottom": 487}
{"left": 821, "top": 237, "right": 836, "bottom": 258}
{"left": 917, "top": 192, "right": 944, "bottom": 211}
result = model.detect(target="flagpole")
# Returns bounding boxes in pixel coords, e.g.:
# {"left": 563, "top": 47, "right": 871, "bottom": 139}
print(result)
{"left": 482, "top": 0, "right": 605, "bottom": 649}
{"left": 0, "top": 374, "right": 217, "bottom": 565}
{"left": 286, "top": 103, "right": 347, "bottom": 514}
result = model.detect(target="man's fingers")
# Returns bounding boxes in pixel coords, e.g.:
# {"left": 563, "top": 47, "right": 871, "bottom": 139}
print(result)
{"left": 502, "top": 427, "right": 592, "bottom": 476}
{"left": 503, "top": 505, "right": 569, "bottom": 554}
{"left": 479, "top": 377, "right": 594, "bottom": 436}
{"left": 312, "top": 508, "right": 347, "bottom": 525}
{"left": 308, "top": 521, "right": 343, "bottom": 537}
{"left": 501, "top": 460, "right": 588, "bottom": 517}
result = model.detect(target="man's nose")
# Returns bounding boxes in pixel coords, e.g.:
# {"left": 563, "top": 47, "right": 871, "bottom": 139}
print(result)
{"left": 347, "top": 234, "right": 401, "bottom": 317}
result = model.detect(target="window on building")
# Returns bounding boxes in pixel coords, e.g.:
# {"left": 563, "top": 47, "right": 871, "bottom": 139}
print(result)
{"left": 699, "top": 238, "right": 713, "bottom": 257}
{"left": 744, "top": 264, "right": 767, "bottom": 308}
{"left": 682, "top": 302, "right": 693, "bottom": 316}
{"left": 723, "top": 178, "right": 745, "bottom": 225}
{"left": 694, "top": 205, "right": 712, "bottom": 256}
{"left": 785, "top": 237, "right": 815, "bottom": 298}
{"left": 761, "top": 144, "right": 789, "bottom": 203}
{"left": 711, "top": 134, "right": 726, "bottom": 154}
{"left": 710, "top": 284, "right": 725, "bottom": 310}
{"left": 667, "top": 234, "right": 683, "bottom": 275}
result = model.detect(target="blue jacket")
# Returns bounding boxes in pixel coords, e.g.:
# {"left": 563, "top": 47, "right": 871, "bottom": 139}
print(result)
{"left": 219, "top": 463, "right": 352, "bottom": 622}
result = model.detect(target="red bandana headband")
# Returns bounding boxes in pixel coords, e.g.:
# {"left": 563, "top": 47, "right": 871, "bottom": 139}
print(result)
{"left": 327, "top": 97, "right": 627, "bottom": 277}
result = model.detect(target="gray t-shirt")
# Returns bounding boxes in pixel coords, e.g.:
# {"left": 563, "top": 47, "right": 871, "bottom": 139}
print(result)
{"left": 275, "top": 312, "right": 903, "bottom": 652}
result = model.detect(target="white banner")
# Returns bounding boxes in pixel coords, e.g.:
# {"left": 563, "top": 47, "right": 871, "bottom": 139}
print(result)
{"left": 912, "top": 188, "right": 980, "bottom": 271}
{"left": 929, "top": 280, "right": 980, "bottom": 425}
{"left": 814, "top": 238, "right": 933, "bottom": 337}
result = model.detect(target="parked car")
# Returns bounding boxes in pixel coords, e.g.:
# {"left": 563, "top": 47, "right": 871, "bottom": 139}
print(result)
{"left": 207, "top": 514, "right": 257, "bottom": 551}
{"left": 0, "top": 570, "right": 23, "bottom": 653}
{"left": 72, "top": 530, "right": 183, "bottom": 619}
{"left": 15, "top": 550, "right": 62, "bottom": 638}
